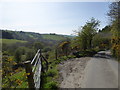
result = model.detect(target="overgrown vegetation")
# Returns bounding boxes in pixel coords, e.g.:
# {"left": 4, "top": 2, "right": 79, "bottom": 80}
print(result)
{"left": 1, "top": 1, "right": 120, "bottom": 89}
{"left": 107, "top": 2, "right": 120, "bottom": 61}
{"left": 41, "top": 55, "right": 75, "bottom": 89}
{"left": 2, "top": 56, "right": 28, "bottom": 88}
{"left": 1, "top": 30, "right": 74, "bottom": 89}
{"left": 1, "top": 20, "right": 113, "bottom": 89}
{"left": 71, "top": 17, "right": 111, "bottom": 55}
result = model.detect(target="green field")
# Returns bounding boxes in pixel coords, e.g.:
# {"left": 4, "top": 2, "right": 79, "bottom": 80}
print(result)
{"left": 41, "top": 34, "right": 66, "bottom": 41}
{"left": 0, "top": 39, "right": 27, "bottom": 44}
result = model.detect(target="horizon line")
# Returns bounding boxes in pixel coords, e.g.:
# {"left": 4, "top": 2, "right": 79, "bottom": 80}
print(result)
{"left": 0, "top": 29, "right": 76, "bottom": 36}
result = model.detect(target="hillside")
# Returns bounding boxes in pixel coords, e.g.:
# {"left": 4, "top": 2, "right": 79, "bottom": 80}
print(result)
{"left": 0, "top": 39, "right": 27, "bottom": 44}
{"left": 0, "top": 30, "right": 72, "bottom": 46}
{"left": 41, "top": 34, "right": 67, "bottom": 41}
{"left": 1, "top": 30, "right": 71, "bottom": 40}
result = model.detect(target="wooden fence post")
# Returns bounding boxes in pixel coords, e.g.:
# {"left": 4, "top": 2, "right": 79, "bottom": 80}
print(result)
{"left": 24, "top": 61, "right": 35, "bottom": 89}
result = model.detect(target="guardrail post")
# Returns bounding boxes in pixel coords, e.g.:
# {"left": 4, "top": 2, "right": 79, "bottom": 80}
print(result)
{"left": 24, "top": 61, "right": 35, "bottom": 89}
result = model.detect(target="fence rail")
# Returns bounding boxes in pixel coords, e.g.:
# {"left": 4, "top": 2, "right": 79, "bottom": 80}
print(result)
{"left": 24, "top": 49, "right": 48, "bottom": 89}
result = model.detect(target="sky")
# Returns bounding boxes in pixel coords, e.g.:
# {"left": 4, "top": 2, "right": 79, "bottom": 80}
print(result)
{"left": 0, "top": 1, "right": 110, "bottom": 35}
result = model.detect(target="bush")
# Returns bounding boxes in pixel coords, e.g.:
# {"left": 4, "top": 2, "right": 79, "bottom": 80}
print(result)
{"left": 43, "top": 47, "right": 51, "bottom": 52}
{"left": 3, "top": 51, "right": 9, "bottom": 55}
{"left": 112, "top": 44, "right": 120, "bottom": 61}
{"left": 67, "top": 55, "right": 76, "bottom": 59}
{"left": 44, "top": 81, "right": 58, "bottom": 89}
{"left": 73, "top": 49, "right": 97, "bottom": 58}
{"left": 14, "top": 49, "right": 21, "bottom": 63}
{"left": 25, "top": 49, "right": 35, "bottom": 61}
{"left": 14, "top": 47, "right": 27, "bottom": 63}
{"left": 34, "top": 42, "right": 44, "bottom": 51}
{"left": 46, "top": 69, "right": 57, "bottom": 77}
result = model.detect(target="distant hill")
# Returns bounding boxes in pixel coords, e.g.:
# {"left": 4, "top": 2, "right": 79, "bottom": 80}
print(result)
{"left": 0, "top": 30, "right": 72, "bottom": 46}
{"left": 41, "top": 34, "right": 68, "bottom": 41}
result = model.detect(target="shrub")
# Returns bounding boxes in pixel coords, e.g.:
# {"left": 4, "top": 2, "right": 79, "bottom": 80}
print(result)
{"left": 73, "top": 49, "right": 97, "bottom": 57}
{"left": 46, "top": 69, "right": 57, "bottom": 77}
{"left": 44, "top": 81, "right": 58, "bottom": 89}
{"left": 25, "top": 49, "right": 35, "bottom": 61}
